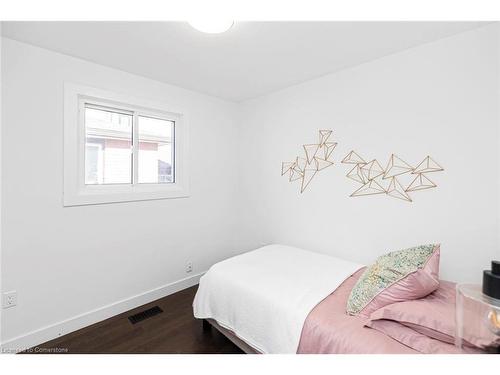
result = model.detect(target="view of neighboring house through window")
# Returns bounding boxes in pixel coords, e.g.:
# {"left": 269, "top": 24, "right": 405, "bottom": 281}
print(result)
{"left": 84, "top": 106, "right": 133, "bottom": 184}
{"left": 138, "top": 115, "right": 174, "bottom": 184}
{"left": 84, "top": 104, "right": 174, "bottom": 185}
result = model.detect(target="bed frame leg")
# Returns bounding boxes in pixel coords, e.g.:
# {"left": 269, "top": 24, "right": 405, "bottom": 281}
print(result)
{"left": 202, "top": 319, "right": 212, "bottom": 332}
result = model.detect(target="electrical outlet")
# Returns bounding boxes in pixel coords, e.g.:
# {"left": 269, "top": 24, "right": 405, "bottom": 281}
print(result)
{"left": 2, "top": 291, "right": 17, "bottom": 309}
{"left": 186, "top": 262, "right": 193, "bottom": 273}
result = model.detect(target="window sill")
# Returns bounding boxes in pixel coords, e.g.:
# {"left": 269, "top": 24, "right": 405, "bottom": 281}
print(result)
{"left": 63, "top": 183, "right": 190, "bottom": 206}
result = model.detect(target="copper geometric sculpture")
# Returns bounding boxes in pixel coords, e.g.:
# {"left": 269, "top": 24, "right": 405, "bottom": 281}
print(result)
{"left": 383, "top": 154, "right": 414, "bottom": 179}
{"left": 342, "top": 150, "right": 366, "bottom": 164}
{"left": 342, "top": 151, "right": 444, "bottom": 202}
{"left": 351, "top": 179, "right": 386, "bottom": 197}
{"left": 412, "top": 156, "right": 444, "bottom": 174}
{"left": 282, "top": 130, "right": 337, "bottom": 193}
{"left": 360, "top": 159, "right": 385, "bottom": 181}
{"left": 346, "top": 164, "right": 366, "bottom": 184}
{"left": 406, "top": 173, "right": 437, "bottom": 192}
{"left": 386, "top": 176, "right": 412, "bottom": 202}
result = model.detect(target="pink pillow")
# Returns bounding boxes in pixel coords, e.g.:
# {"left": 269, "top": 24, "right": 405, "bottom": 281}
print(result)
{"left": 369, "top": 280, "right": 500, "bottom": 350}
{"left": 366, "top": 318, "right": 465, "bottom": 354}
{"left": 369, "top": 280, "right": 456, "bottom": 342}
{"left": 347, "top": 244, "right": 441, "bottom": 317}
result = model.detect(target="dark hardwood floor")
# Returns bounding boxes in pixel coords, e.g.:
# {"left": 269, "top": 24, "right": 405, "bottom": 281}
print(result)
{"left": 24, "top": 286, "right": 243, "bottom": 354}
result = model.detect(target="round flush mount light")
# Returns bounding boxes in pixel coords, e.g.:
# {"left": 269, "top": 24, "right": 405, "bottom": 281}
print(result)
{"left": 188, "top": 20, "right": 234, "bottom": 34}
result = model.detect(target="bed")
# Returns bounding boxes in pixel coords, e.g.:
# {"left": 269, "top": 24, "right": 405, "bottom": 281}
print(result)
{"left": 192, "top": 244, "right": 464, "bottom": 354}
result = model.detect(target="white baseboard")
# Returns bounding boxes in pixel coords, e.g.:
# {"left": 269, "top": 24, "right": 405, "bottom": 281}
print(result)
{"left": 1, "top": 272, "right": 204, "bottom": 352}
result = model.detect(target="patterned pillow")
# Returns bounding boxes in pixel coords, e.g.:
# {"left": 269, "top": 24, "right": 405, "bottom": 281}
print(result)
{"left": 346, "top": 244, "right": 440, "bottom": 317}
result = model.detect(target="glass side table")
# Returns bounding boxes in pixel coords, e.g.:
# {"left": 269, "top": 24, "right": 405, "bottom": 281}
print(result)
{"left": 455, "top": 284, "right": 500, "bottom": 353}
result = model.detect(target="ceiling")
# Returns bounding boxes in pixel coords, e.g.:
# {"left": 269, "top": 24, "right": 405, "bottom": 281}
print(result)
{"left": 1, "top": 21, "right": 488, "bottom": 102}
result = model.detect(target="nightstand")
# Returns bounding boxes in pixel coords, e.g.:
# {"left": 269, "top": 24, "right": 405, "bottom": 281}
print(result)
{"left": 455, "top": 284, "right": 500, "bottom": 353}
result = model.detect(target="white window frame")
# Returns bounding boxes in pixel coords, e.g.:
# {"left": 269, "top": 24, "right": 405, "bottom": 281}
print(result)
{"left": 64, "top": 83, "right": 189, "bottom": 206}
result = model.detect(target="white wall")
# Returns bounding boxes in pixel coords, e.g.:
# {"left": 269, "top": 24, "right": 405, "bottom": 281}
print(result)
{"left": 2, "top": 24, "right": 499, "bottom": 349}
{"left": 0, "top": 23, "right": 3, "bottom": 347}
{"left": 1, "top": 38, "right": 243, "bottom": 347}
{"left": 239, "top": 24, "right": 500, "bottom": 284}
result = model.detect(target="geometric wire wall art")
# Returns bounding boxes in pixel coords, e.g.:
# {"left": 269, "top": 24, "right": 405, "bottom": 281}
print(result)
{"left": 281, "top": 130, "right": 337, "bottom": 193}
{"left": 342, "top": 150, "right": 444, "bottom": 202}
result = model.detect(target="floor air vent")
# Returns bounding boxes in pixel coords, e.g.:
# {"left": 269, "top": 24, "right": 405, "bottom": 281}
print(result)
{"left": 128, "top": 306, "right": 163, "bottom": 324}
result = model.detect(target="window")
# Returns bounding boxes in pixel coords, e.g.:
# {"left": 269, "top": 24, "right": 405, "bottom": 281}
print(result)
{"left": 64, "top": 83, "right": 189, "bottom": 206}
{"left": 83, "top": 105, "right": 175, "bottom": 186}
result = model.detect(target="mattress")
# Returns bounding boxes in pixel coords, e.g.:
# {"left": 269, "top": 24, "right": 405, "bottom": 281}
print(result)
{"left": 193, "top": 245, "right": 363, "bottom": 353}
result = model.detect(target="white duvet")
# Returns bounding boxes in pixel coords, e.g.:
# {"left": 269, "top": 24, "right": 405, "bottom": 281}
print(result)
{"left": 192, "top": 244, "right": 363, "bottom": 354}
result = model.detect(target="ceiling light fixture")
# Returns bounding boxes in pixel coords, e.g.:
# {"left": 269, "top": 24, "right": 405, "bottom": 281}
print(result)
{"left": 188, "top": 20, "right": 234, "bottom": 34}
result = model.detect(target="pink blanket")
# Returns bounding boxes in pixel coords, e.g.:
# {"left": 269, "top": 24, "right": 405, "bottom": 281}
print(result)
{"left": 297, "top": 269, "right": 459, "bottom": 354}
